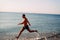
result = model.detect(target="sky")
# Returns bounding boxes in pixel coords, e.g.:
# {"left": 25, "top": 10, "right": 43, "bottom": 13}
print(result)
{"left": 0, "top": 0, "right": 60, "bottom": 14}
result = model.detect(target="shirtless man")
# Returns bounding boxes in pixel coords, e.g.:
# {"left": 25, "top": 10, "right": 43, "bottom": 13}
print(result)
{"left": 16, "top": 14, "right": 38, "bottom": 39}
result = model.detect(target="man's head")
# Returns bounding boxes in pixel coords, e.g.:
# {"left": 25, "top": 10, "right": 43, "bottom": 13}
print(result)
{"left": 22, "top": 14, "right": 25, "bottom": 18}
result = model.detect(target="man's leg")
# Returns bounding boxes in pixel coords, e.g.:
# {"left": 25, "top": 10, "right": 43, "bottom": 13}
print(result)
{"left": 27, "top": 27, "right": 38, "bottom": 33}
{"left": 16, "top": 27, "right": 25, "bottom": 39}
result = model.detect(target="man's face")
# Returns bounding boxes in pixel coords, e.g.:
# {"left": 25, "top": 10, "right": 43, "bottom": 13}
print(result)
{"left": 22, "top": 16, "right": 25, "bottom": 18}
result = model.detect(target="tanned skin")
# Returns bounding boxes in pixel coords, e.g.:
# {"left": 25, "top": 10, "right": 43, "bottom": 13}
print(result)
{"left": 16, "top": 14, "right": 38, "bottom": 40}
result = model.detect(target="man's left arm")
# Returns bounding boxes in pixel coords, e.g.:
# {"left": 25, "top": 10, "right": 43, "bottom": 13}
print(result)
{"left": 27, "top": 19, "right": 31, "bottom": 26}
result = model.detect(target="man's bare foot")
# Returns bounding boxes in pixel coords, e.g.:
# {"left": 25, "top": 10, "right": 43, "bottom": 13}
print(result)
{"left": 35, "top": 30, "right": 38, "bottom": 33}
{"left": 15, "top": 36, "right": 19, "bottom": 40}
{"left": 35, "top": 30, "right": 40, "bottom": 34}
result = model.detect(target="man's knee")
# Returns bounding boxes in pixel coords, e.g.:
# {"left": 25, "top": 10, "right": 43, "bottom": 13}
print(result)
{"left": 28, "top": 30, "right": 32, "bottom": 33}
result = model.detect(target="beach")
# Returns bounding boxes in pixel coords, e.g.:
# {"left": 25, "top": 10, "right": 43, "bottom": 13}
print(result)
{"left": 0, "top": 32, "right": 60, "bottom": 40}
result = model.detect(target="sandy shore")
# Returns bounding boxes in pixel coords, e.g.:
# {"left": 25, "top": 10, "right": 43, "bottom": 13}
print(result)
{"left": 0, "top": 32, "right": 60, "bottom": 40}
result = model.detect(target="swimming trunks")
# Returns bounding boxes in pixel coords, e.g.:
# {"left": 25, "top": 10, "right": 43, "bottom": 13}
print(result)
{"left": 23, "top": 25, "right": 29, "bottom": 30}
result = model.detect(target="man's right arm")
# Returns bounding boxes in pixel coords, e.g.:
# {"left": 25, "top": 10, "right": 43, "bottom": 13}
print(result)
{"left": 18, "top": 20, "right": 24, "bottom": 25}
{"left": 18, "top": 22, "right": 23, "bottom": 25}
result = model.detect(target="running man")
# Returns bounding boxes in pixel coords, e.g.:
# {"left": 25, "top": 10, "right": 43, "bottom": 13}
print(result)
{"left": 16, "top": 14, "right": 38, "bottom": 40}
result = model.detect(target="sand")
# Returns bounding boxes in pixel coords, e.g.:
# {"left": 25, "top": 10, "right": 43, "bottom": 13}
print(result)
{"left": 0, "top": 32, "right": 60, "bottom": 40}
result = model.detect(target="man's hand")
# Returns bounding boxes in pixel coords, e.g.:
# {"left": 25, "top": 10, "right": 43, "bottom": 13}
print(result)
{"left": 29, "top": 24, "right": 31, "bottom": 26}
{"left": 18, "top": 23, "right": 21, "bottom": 25}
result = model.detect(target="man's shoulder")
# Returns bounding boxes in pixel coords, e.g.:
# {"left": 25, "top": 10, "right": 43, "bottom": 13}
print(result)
{"left": 25, "top": 18, "right": 28, "bottom": 20}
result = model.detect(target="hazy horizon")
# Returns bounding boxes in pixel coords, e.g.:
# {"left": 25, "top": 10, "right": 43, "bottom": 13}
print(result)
{"left": 0, "top": 12, "right": 60, "bottom": 14}
{"left": 0, "top": 0, "right": 60, "bottom": 14}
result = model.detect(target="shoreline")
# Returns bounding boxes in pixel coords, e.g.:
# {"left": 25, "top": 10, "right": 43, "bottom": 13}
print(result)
{"left": 0, "top": 32, "right": 60, "bottom": 40}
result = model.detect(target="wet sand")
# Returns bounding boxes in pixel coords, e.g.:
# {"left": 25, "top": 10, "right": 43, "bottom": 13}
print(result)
{"left": 0, "top": 32, "right": 60, "bottom": 40}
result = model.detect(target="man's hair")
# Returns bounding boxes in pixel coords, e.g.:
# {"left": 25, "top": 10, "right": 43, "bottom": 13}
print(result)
{"left": 22, "top": 14, "right": 25, "bottom": 16}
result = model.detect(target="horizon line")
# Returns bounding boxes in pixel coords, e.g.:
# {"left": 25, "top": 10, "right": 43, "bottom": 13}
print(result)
{"left": 0, "top": 12, "right": 60, "bottom": 15}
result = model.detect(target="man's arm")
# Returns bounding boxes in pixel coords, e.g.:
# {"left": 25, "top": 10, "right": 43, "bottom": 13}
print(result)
{"left": 18, "top": 22, "right": 23, "bottom": 25}
{"left": 18, "top": 20, "right": 24, "bottom": 25}
{"left": 27, "top": 19, "right": 31, "bottom": 26}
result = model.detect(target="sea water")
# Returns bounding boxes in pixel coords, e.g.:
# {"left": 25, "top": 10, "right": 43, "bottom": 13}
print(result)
{"left": 0, "top": 12, "right": 60, "bottom": 34}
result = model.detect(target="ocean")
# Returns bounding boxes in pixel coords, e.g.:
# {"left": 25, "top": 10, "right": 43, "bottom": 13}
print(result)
{"left": 0, "top": 12, "right": 60, "bottom": 34}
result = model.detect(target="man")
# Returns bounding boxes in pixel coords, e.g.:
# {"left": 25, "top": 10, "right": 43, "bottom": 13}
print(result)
{"left": 16, "top": 14, "right": 38, "bottom": 40}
